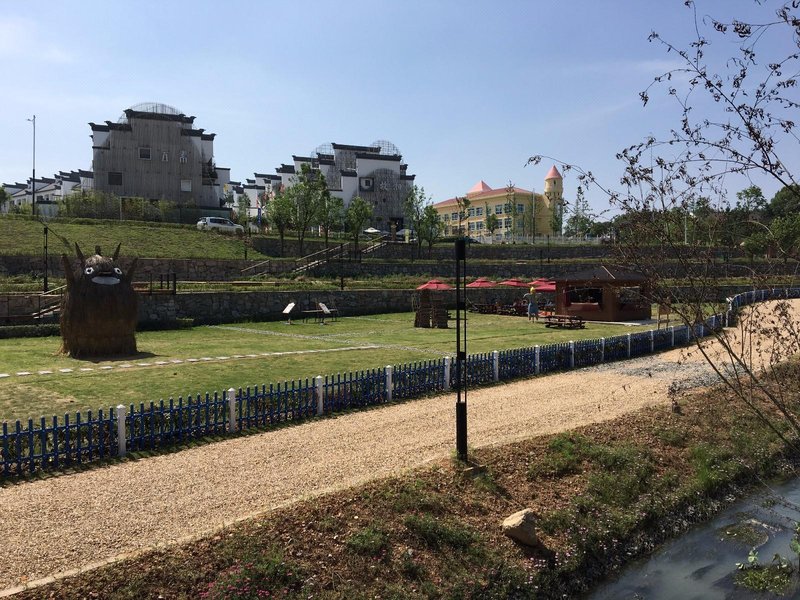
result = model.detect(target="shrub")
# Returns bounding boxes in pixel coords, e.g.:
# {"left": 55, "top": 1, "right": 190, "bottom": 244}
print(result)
{"left": 404, "top": 514, "right": 478, "bottom": 549}
{"left": 201, "top": 548, "right": 304, "bottom": 600}
{"left": 346, "top": 525, "right": 390, "bottom": 557}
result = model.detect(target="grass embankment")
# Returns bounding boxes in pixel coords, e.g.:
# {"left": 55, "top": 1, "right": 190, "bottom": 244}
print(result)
{"left": 14, "top": 363, "right": 799, "bottom": 599}
{"left": 0, "top": 312, "right": 651, "bottom": 421}
{"left": 0, "top": 217, "right": 268, "bottom": 260}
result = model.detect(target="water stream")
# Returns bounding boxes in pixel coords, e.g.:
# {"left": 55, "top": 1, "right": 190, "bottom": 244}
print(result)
{"left": 588, "top": 478, "right": 800, "bottom": 599}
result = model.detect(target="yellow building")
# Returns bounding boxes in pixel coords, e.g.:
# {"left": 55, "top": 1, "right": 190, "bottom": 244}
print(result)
{"left": 431, "top": 166, "right": 563, "bottom": 241}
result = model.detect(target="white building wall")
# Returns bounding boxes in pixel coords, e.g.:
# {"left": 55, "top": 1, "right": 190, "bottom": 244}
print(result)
{"left": 341, "top": 174, "right": 358, "bottom": 205}
{"left": 356, "top": 157, "right": 400, "bottom": 175}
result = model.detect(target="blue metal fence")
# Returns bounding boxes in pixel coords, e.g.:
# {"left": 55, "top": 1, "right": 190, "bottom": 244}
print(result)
{"left": 4, "top": 287, "right": 799, "bottom": 479}
{"left": 2, "top": 409, "right": 116, "bottom": 477}
{"left": 393, "top": 359, "right": 445, "bottom": 400}
{"left": 498, "top": 347, "right": 537, "bottom": 380}
{"left": 323, "top": 369, "right": 386, "bottom": 412}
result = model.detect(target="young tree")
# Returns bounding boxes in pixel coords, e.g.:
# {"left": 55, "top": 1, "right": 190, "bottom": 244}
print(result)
{"left": 403, "top": 185, "right": 429, "bottom": 257}
{"left": 505, "top": 181, "right": 519, "bottom": 243}
{"left": 267, "top": 190, "right": 294, "bottom": 256}
{"left": 485, "top": 202, "right": 500, "bottom": 241}
{"left": 418, "top": 205, "right": 443, "bottom": 256}
{"left": 287, "top": 163, "right": 324, "bottom": 256}
{"left": 236, "top": 194, "right": 250, "bottom": 227}
{"left": 317, "top": 181, "right": 344, "bottom": 248}
{"left": 563, "top": 186, "right": 593, "bottom": 238}
{"left": 530, "top": 1, "right": 800, "bottom": 446}
{"left": 0, "top": 187, "right": 10, "bottom": 213}
{"left": 454, "top": 196, "right": 470, "bottom": 237}
{"left": 346, "top": 196, "right": 373, "bottom": 251}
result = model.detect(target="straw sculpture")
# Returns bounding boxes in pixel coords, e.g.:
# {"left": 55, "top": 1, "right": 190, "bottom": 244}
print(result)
{"left": 60, "top": 243, "right": 138, "bottom": 357}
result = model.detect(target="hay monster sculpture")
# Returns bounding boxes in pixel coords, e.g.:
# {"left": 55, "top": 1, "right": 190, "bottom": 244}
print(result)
{"left": 60, "top": 243, "right": 138, "bottom": 357}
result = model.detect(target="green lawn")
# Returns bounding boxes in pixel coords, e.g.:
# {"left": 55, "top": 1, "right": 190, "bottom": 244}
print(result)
{"left": 0, "top": 312, "right": 652, "bottom": 422}
{"left": 0, "top": 218, "right": 268, "bottom": 259}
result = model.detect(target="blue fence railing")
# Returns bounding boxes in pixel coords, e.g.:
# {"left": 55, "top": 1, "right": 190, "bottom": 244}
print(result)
{"left": 3, "top": 287, "right": 799, "bottom": 479}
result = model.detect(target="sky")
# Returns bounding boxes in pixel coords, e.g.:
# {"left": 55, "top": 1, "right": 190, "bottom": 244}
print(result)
{"left": 1, "top": 1, "right": 795, "bottom": 219}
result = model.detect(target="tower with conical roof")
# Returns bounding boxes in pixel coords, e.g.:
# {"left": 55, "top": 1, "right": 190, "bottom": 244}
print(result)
{"left": 539, "top": 165, "right": 564, "bottom": 236}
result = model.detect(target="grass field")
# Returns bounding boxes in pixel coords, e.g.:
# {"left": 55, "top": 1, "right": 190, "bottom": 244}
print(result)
{"left": 0, "top": 311, "right": 653, "bottom": 422}
{"left": 0, "top": 217, "right": 269, "bottom": 259}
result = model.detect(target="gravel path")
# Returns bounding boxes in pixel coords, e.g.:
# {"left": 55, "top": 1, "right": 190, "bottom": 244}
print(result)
{"left": 1, "top": 300, "right": 796, "bottom": 593}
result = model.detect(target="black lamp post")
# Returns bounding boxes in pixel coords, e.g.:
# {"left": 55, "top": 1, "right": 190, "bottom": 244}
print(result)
{"left": 43, "top": 226, "right": 48, "bottom": 293}
{"left": 454, "top": 238, "right": 468, "bottom": 460}
{"left": 27, "top": 115, "right": 36, "bottom": 216}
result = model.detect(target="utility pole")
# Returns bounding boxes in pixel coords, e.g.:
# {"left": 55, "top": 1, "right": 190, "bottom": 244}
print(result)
{"left": 27, "top": 115, "right": 36, "bottom": 216}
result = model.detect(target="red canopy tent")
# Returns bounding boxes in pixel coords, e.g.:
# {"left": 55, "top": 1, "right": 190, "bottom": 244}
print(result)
{"left": 498, "top": 278, "right": 530, "bottom": 288}
{"left": 466, "top": 277, "right": 497, "bottom": 288}
{"left": 531, "top": 279, "right": 556, "bottom": 293}
{"left": 416, "top": 279, "right": 453, "bottom": 290}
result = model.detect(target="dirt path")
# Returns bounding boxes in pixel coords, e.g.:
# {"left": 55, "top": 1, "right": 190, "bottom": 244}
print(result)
{"left": 1, "top": 300, "right": 796, "bottom": 593}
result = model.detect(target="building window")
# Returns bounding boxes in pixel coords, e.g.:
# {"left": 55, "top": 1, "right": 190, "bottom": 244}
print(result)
{"left": 139, "top": 147, "right": 151, "bottom": 160}
{"left": 468, "top": 222, "right": 476, "bottom": 231}
{"left": 108, "top": 172, "right": 122, "bottom": 186}
{"left": 451, "top": 212, "right": 458, "bottom": 220}
{"left": 475, "top": 207, "right": 484, "bottom": 216}
{"left": 495, "top": 204, "right": 503, "bottom": 214}
{"left": 476, "top": 222, "right": 484, "bottom": 230}
{"left": 468, "top": 207, "right": 475, "bottom": 217}
{"left": 443, "top": 214, "right": 450, "bottom": 222}
{"left": 162, "top": 152, "right": 169, "bottom": 162}
{"left": 517, "top": 203, "right": 524, "bottom": 213}
{"left": 504, "top": 217, "right": 512, "bottom": 228}
{"left": 179, "top": 150, "right": 188, "bottom": 164}
{"left": 180, "top": 179, "right": 192, "bottom": 192}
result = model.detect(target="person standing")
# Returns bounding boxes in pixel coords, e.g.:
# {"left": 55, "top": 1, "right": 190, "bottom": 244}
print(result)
{"left": 523, "top": 287, "right": 539, "bottom": 322}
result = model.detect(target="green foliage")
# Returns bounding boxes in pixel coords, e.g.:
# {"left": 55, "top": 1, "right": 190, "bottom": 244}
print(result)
{"left": 528, "top": 433, "right": 591, "bottom": 478}
{"left": 418, "top": 204, "right": 443, "bottom": 254}
{"left": 346, "top": 195, "right": 373, "bottom": 248}
{"left": 768, "top": 185, "right": 800, "bottom": 220}
{"left": 202, "top": 547, "right": 305, "bottom": 599}
{"left": 286, "top": 163, "right": 326, "bottom": 255}
{"left": 484, "top": 203, "right": 500, "bottom": 237}
{"left": 403, "top": 514, "right": 478, "bottom": 549}
{"left": 689, "top": 443, "right": 738, "bottom": 493}
{"left": 267, "top": 190, "right": 295, "bottom": 255}
{"left": 346, "top": 525, "right": 390, "bottom": 557}
{"left": 563, "top": 185, "right": 593, "bottom": 238}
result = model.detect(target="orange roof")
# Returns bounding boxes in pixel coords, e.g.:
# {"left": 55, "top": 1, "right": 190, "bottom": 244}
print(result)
{"left": 467, "top": 180, "right": 493, "bottom": 195}
{"left": 432, "top": 186, "right": 535, "bottom": 208}
{"left": 545, "top": 165, "right": 562, "bottom": 180}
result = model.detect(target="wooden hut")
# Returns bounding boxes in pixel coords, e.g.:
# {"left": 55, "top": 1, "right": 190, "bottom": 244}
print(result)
{"left": 554, "top": 266, "right": 650, "bottom": 322}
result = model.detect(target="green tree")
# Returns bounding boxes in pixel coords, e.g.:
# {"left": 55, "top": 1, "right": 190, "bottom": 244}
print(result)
{"left": 563, "top": 186, "right": 593, "bottom": 238}
{"left": 767, "top": 185, "right": 800, "bottom": 221}
{"left": 286, "top": 163, "right": 324, "bottom": 256}
{"left": 505, "top": 181, "right": 520, "bottom": 243}
{"left": 485, "top": 202, "right": 500, "bottom": 240}
{"left": 346, "top": 196, "right": 373, "bottom": 251}
{"left": 267, "top": 190, "right": 294, "bottom": 256}
{"left": 403, "top": 185, "right": 429, "bottom": 257}
{"left": 236, "top": 193, "right": 250, "bottom": 227}
{"left": 418, "top": 205, "right": 443, "bottom": 256}
{"left": 317, "top": 180, "right": 344, "bottom": 248}
{"left": 0, "top": 187, "right": 10, "bottom": 213}
{"left": 454, "top": 196, "right": 470, "bottom": 237}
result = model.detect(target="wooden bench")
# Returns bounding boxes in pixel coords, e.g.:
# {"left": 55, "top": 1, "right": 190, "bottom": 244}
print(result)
{"left": 543, "top": 314, "right": 585, "bottom": 329}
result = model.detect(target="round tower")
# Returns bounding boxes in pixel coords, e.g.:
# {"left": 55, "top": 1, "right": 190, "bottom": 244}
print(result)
{"left": 543, "top": 164, "right": 563, "bottom": 199}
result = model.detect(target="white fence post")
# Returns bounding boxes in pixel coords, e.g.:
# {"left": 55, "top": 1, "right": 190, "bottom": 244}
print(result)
{"left": 534, "top": 345, "right": 540, "bottom": 375}
{"left": 569, "top": 341, "right": 575, "bottom": 368}
{"left": 670, "top": 326, "right": 675, "bottom": 347}
{"left": 650, "top": 329, "right": 654, "bottom": 353}
{"left": 227, "top": 388, "right": 237, "bottom": 432}
{"left": 626, "top": 333, "right": 631, "bottom": 358}
{"left": 315, "top": 376, "right": 324, "bottom": 415}
{"left": 443, "top": 357, "right": 451, "bottom": 391}
{"left": 385, "top": 365, "right": 393, "bottom": 402}
{"left": 492, "top": 351, "right": 500, "bottom": 382}
{"left": 115, "top": 404, "right": 126, "bottom": 457}
{"left": 600, "top": 337, "right": 605, "bottom": 362}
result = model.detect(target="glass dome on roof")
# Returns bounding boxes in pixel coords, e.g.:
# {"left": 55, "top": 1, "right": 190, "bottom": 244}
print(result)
{"left": 118, "top": 102, "right": 184, "bottom": 123}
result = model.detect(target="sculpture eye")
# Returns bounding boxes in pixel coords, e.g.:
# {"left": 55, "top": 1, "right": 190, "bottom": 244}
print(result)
{"left": 84, "top": 267, "right": 94, "bottom": 276}
{"left": 114, "top": 267, "right": 122, "bottom": 276}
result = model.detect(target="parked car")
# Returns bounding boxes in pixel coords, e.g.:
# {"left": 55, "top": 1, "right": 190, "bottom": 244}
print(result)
{"left": 197, "top": 217, "right": 244, "bottom": 234}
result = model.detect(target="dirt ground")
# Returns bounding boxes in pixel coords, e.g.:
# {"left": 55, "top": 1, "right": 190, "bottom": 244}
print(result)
{"left": 1, "top": 299, "right": 796, "bottom": 593}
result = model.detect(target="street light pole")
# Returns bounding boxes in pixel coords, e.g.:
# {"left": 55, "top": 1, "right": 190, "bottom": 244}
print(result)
{"left": 27, "top": 115, "right": 36, "bottom": 216}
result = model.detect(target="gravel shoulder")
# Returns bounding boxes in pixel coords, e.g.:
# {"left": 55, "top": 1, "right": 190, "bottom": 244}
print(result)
{"left": 1, "top": 299, "right": 796, "bottom": 592}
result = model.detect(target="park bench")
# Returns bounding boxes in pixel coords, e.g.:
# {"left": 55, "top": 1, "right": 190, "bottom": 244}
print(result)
{"left": 543, "top": 314, "right": 585, "bottom": 329}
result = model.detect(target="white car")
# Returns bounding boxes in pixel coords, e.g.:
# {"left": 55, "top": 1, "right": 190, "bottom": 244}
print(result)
{"left": 197, "top": 217, "right": 244, "bottom": 234}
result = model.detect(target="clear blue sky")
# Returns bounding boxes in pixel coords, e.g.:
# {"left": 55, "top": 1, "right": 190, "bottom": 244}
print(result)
{"left": 1, "top": 1, "right": 794, "bottom": 218}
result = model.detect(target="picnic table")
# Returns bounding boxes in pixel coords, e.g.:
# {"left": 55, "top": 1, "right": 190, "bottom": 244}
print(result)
{"left": 543, "top": 314, "right": 585, "bottom": 329}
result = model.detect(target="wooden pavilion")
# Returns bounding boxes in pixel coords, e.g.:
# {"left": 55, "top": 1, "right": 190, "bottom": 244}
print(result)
{"left": 553, "top": 266, "right": 651, "bottom": 322}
